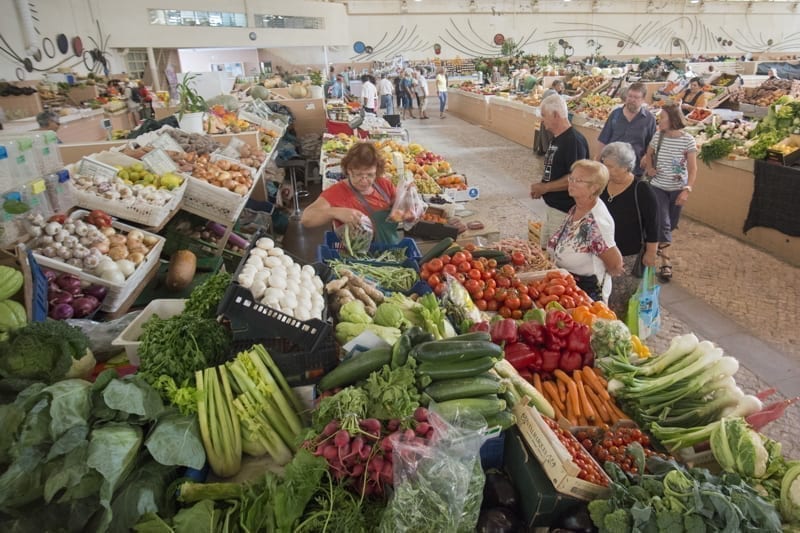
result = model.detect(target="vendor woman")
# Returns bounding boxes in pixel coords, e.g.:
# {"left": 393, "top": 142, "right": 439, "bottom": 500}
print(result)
{"left": 680, "top": 77, "right": 708, "bottom": 116}
{"left": 301, "top": 142, "right": 401, "bottom": 244}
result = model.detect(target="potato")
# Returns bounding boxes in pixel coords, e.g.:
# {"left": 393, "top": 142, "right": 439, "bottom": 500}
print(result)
{"left": 165, "top": 250, "right": 197, "bottom": 292}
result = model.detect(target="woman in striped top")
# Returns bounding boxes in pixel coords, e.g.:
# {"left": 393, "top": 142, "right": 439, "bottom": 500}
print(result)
{"left": 641, "top": 102, "right": 697, "bottom": 282}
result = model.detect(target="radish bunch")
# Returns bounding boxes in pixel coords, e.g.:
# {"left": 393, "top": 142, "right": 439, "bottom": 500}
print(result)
{"left": 304, "top": 407, "right": 434, "bottom": 497}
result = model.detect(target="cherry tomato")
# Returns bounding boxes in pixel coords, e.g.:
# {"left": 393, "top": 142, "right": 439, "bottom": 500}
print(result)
{"left": 468, "top": 269, "right": 482, "bottom": 280}
{"left": 443, "top": 264, "right": 458, "bottom": 276}
{"left": 511, "top": 309, "right": 523, "bottom": 320}
{"left": 487, "top": 299, "right": 499, "bottom": 312}
{"left": 511, "top": 251, "right": 526, "bottom": 266}
{"left": 428, "top": 274, "right": 442, "bottom": 287}
{"left": 487, "top": 258, "right": 498, "bottom": 268}
{"left": 505, "top": 296, "right": 521, "bottom": 310}
{"left": 501, "top": 264, "right": 516, "bottom": 277}
{"left": 458, "top": 261, "right": 472, "bottom": 273}
{"left": 475, "top": 298, "right": 487, "bottom": 311}
{"left": 499, "top": 306, "right": 512, "bottom": 318}
{"left": 427, "top": 258, "right": 444, "bottom": 272}
{"left": 451, "top": 251, "right": 467, "bottom": 265}
{"left": 519, "top": 294, "right": 533, "bottom": 310}
{"left": 483, "top": 287, "right": 496, "bottom": 300}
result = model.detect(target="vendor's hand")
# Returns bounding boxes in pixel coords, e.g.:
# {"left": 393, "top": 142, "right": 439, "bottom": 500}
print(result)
{"left": 675, "top": 189, "right": 690, "bottom": 206}
{"left": 643, "top": 249, "right": 658, "bottom": 268}
{"left": 338, "top": 208, "right": 366, "bottom": 225}
{"left": 530, "top": 182, "right": 547, "bottom": 199}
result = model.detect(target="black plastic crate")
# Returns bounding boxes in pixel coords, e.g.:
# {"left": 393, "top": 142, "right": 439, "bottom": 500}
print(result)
{"left": 230, "top": 334, "right": 338, "bottom": 386}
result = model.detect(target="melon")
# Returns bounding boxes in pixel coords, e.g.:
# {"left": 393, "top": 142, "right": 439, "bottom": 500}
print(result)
{"left": 288, "top": 83, "right": 309, "bottom": 99}
{"left": 250, "top": 85, "right": 270, "bottom": 100}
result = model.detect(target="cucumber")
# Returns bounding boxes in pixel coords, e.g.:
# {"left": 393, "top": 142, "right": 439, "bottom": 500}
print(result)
{"left": 471, "top": 249, "right": 508, "bottom": 259}
{"left": 432, "top": 397, "right": 507, "bottom": 419}
{"left": 390, "top": 334, "right": 412, "bottom": 369}
{"left": 440, "top": 331, "right": 491, "bottom": 343}
{"left": 484, "top": 410, "right": 517, "bottom": 430}
{"left": 417, "top": 356, "right": 498, "bottom": 381}
{"left": 411, "top": 340, "right": 502, "bottom": 364}
{"left": 420, "top": 237, "right": 455, "bottom": 264}
{"left": 406, "top": 326, "right": 436, "bottom": 346}
{"left": 318, "top": 347, "right": 391, "bottom": 391}
{"left": 444, "top": 244, "right": 462, "bottom": 256}
{"left": 424, "top": 375, "right": 506, "bottom": 402}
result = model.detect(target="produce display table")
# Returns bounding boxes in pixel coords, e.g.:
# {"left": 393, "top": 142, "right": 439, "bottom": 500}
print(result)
{"left": 487, "top": 97, "right": 539, "bottom": 150}
{"left": 447, "top": 89, "right": 490, "bottom": 127}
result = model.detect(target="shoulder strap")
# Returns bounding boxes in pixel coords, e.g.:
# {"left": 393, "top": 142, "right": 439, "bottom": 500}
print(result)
{"left": 633, "top": 180, "right": 644, "bottom": 246}
{"left": 654, "top": 132, "right": 664, "bottom": 164}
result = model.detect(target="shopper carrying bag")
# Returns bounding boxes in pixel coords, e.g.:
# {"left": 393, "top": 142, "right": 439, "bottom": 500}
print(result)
{"left": 626, "top": 266, "right": 662, "bottom": 340}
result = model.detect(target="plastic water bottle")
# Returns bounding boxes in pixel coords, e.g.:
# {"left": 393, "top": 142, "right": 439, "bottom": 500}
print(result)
{"left": 44, "top": 169, "right": 74, "bottom": 214}
{"left": 32, "top": 131, "right": 63, "bottom": 174}
{"left": 0, "top": 146, "right": 13, "bottom": 194}
{"left": 5, "top": 138, "right": 39, "bottom": 185}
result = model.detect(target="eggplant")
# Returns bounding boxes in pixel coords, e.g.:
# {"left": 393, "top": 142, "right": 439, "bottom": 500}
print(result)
{"left": 476, "top": 507, "right": 524, "bottom": 533}
{"left": 556, "top": 503, "right": 597, "bottom": 533}
{"left": 483, "top": 470, "right": 519, "bottom": 512}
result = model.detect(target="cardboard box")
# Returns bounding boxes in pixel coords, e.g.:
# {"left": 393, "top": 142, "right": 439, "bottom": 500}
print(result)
{"left": 765, "top": 137, "right": 800, "bottom": 166}
{"left": 504, "top": 428, "right": 586, "bottom": 528}
{"left": 443, "top": 186, "right": 480, "bottom": 202}
{"left": 512, "top": 403, "right": 611, "bottom": 501}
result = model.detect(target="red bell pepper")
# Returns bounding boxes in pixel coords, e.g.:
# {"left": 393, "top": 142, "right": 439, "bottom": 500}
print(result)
{"left": 546, "top": 309, "right": 574, "bottom": 339}
{"left": 582, "top": 350, "right": 595, "bottom": 368}
{"left": 490, "top": 318, "right": 518, "bottom": 345}
{"left": 566, "top": 323, "right": 591, "bottom": 354}
{"left": 504, "top": 342, "right": 540, "bottom": 371}
{"left": 559, "top": 351, "right": 584, "bottom": 373}
{"left": 470, "top": 321, "right": 490, "bottom": 333}
{"left": 544, "top": 330, "right": 567, "bottom": 351}
{"left": 541, "top": 349, "right": 561, "bottom": 373}
{"left": 519, "top": 321, "right": 546, "bottom": 347}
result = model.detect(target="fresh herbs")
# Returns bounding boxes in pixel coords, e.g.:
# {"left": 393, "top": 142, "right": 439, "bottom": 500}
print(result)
{"left": 364, "top": 361, "right": 420, "bottom": 421}
{"left": 183, "top": 271, "right": 231, "bottom": 319}
{"left": 699, "top": 138, "right": 735, "bottom": 167}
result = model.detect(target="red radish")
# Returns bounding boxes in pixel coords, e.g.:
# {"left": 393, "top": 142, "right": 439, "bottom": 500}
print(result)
{"left": 415, "top": 422, "right": 431, "bottom": 436}
{"left": 414, "top": 406, "right": 429, "bottom": 422}
{"left": 322, "top": 444, "right": 338, "bottom": 461}
{"left": 334, "top": 430, "right": 350, "bottom": 448}
{"left": 381, "top": 462, "right": 394, "bottom": 484}
{"left": 425, "top": 428, "right": 435, "bottom": 440}
{"left": 322, "top": 420, "right": 340, "bottom": 437}
{"left": 359, "top": 445, "right": 371, "bottom": 460}
{"left": 403, "top": 429, "right": 416, "bottom": 442}
{"left": 380, "top": 438, "right": 393, "bottom": 453}
{"left": 747, "top": 397, "right": 800, "bottom": 430}
{"left": 350, "top": 463, "right": 365, "bottom": 477}
{"left": 387, "top": 419, "right": 400, "bottom": 431}
{"left": 371, "top": 455, "right": 384, "bottom": 473}
{"left": 359, "top": 418, "right": 382, "bottom": 438}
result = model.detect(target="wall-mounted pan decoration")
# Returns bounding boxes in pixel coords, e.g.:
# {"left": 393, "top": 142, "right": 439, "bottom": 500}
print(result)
{"left": 32, "top": 49, "right": 42, "bottom": 62}
{"left": 56, "top": 34, "right": 69, "bottom": 54}
{"left": 72, "top": 36, "right": 83, "bottom": 57}
{"left": 16, "top": 67, "right": 24, "bottom": 81}
{"left": 43, "top": 37, "right": 55, "bottom": 58}
{"left": 23, "top": 58, "right": 33, "bottom": 72}
{"left": 434, "top": 43, "right": 442, "bottom": 55}
{"left": 353, "top": 41, "right": 366, "bottom": 53}
{"left": 494, "top": 33, "right": 505, "bottom": 45}
{"left": 364, "top": 46, "right": 373, "bottom": 54}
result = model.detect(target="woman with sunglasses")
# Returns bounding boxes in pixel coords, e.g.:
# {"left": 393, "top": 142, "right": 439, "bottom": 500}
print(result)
{"left": 301, "top": 142, "right": 402, "bottom": 244}
{"left": 547, "top": 160, "right": 624, "bottom": 303}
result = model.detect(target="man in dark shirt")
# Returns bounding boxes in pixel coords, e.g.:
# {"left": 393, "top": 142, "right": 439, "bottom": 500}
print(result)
{"left": 596, "top": 82, "right": 656, "bottom": 177}
{"left": 530, "top": 94, "right": 590, "bottom": 247}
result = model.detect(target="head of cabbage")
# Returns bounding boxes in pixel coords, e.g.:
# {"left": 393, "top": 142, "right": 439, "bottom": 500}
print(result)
{"left": 710, "top": 417, "right": 782, "bottom": 480}
{"left": 372, "top": 302, "right": 410, "bottom": 330}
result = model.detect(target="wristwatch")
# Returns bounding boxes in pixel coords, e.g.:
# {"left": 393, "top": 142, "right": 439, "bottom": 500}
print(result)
{"left": 682, "top": 185, "right": 693, "bottom": 192}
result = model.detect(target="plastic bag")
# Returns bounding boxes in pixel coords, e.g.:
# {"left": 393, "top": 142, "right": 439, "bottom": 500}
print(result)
{"left": 379, "top": 410, "right": 488, "bottom": 533}
{"left": 66, "top": 311, "right": 141, "bottom": 362}
{"left": 388, "top": 174, "right": 426, "bottom": 231}
{"left": 626, "top": 267, "right": 661, "bottom": 340}
{"left": 441, "top": 273, "right": 485, "bottom": 330}
{"left": 334, "top": 214, "right": 374, "bottom": 256}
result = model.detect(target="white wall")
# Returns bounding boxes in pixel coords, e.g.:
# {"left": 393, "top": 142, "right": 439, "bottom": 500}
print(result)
{"left": 178, "top": 48, "right": 261, "bottom": 77}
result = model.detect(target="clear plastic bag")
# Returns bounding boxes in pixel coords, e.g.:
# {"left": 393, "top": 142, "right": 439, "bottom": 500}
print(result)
{"left": 334, "top": 214, "right": 374, "bottom": 256}
{"left": 379, "top": 410, "right": 488, "bottom": 533}
{"left": 66, "top": 311, "right": 141, "bottom": 362}
{"left": 387, "top": 175, "right": 426, "bottom": 231}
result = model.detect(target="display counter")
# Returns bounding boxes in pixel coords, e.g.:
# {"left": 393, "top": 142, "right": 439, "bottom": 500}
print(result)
{"left": 447, "top": 89, "right": 490, "bottom": 127}
{"left": 4, "top": 108, "right": 109, "bottom": 143}
{"left": 487, "top": 97, "right": 539, "bottom": 149}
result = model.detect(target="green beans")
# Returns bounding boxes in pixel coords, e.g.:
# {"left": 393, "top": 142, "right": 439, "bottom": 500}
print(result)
{"left": 329, "top": 261, "right": 418, "bottom": 292}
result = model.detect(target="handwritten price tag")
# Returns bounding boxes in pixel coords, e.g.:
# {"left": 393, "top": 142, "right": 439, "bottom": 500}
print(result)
{"left": 147, "top": 134, "right": 184, "bottom": 153}
{"left": 142, "top": 149, "right": 178, "bottom": 175}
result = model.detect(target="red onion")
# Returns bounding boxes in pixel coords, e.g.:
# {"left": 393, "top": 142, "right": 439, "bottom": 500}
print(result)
{"left": 49, "top": 291, "right": 74, "bottom": 306}
{"left": 56, "top": 273, "right": 83, "bottom": 295}
{"left": 72, "top": 296, "right": 100, "bottom": 318}
{"left": 43, "top": 269, "right": 57, "bottom": 283}
{"left": 83, "top": 284, "right": 108, "bottom": 302}
{"left": 49, "top": 303, "right": 75, "bottom": 320}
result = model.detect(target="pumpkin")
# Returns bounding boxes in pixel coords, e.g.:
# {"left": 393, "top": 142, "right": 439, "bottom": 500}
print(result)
{"left": 288, "top": 83, "right": 309, "bottom": 99}
{"left": 250, "top": 85, "right": 270, "bottom": 100}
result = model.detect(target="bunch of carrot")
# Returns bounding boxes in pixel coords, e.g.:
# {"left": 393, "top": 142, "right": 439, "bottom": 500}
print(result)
{"left": 531, "top": 367, "right": 629, "bottom": 427}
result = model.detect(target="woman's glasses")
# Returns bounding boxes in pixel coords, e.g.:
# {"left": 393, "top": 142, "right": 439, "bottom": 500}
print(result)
{"left": 568, "top": 175, "right": 593, "bottom": 185}
{"left": 350, "top": 171, "right": 377, "bottom": 182}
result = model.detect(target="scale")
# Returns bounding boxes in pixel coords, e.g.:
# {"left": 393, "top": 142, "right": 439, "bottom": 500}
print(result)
{"left": 101, "top": 118, "right": 113, "bottom": 141}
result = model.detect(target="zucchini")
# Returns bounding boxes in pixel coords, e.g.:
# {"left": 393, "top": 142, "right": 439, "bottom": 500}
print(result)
{"left": 318, "top": 347, "right": 391, "bottom": 391}
{"left": 406, "top": 326, "right": 435, "bottom": 346}
{"left": 484, "top": 410, "right": 517, "bottom": 430}
{"left": 390, "top": 334, "right": 412, "bottom": 369}
{"left": 444, "top": 244, "right": 462, "bottom": 256}
{"left": 471, "top": 249, "right": 508, "bottom": 259}
{"left": 432, "top": 397, "right": 507, "bottom": 419}
{"left": 424, "top": 375, "right": 506, "bottom": 402}
{"left": 420, "top": 237, "right": 455, "bottom": 264}
{"left": 417, "top": 356, "right": 498, "bottom": 381}
{"left": 440, "top": 331, "right": 491, "bottom": 343}
{"left": 411, "top": 340, "right": 502, "bottom": 364}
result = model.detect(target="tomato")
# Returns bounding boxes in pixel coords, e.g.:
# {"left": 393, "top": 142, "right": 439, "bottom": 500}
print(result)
{"left": 471, "top": 260, "right": 485, "bottom": 272}
{"left": 483, "top": 287, "right": 496, "bottom": 300}
{"left": 456, "top": 273, "right": 467, "bottom": 284}
{"left": 511, "top": 309, "right": 523, "bottom": 320}
{"left": 434, "top": 283, "right": 447, "bottom": 296}
{"left": 481, "top": 270, "right": 493, "bottom": 281}
{"left": 464, "top": 279, "right": 481, "bottom": 293}
{"left": 494, "top": 288, "right": 508, "bottom": 302}
{"left": 498, "top": 306, "right": 512, "bottom": 318}
{"left": 514, "top": 283, "right": 529, "bottom": 296}
{"left": 505, "top": 296, "right": 521, "bottom": 310}
{"left": 468, "top": 269, "right": 482, "bottom": 280}
{"left": 486, "top": 278, "right": 497, "bottom": 289}
{"left": 420, "top": 269, "right": 431, "bottom": 281}
{"left": 443, "top": 264, "right": 458, "bottom": 276}
{"left": 458, "top": 261, "right": 472, "bottom": 273}
{"left": 487, "top": 299, "right": 499, "bottom": 312}
{"left": 472, "top": 289, "right": 484, "bottom": 300}
{"left": 528, "top": 287, "right": 540, "bottom": 299}
{"left": 462, "top": 250, "right": 473, "bottom": 262}
{"left": 487, "top": 258, "right": 498, "bottom": 268}
{"left": 496, "top": 276, "right": 511, "bottom": 289}
{"left": 519, "top": 294, "right": 533, "bottom": 310}
{"left": 464, "top": 243, "right": 477, "bottom": 252}
{"left": 538, "top": 294, "right": 559, "bottom": 306}
{"left": 428, "top": 274, "right": 442, "bottom": 287}
{"left": 501, "top": 264, "right": 516, "bottom": 277}
{"left": 475, "top": 298, "right": 487, "bottom": 311}
{"left": 546, "top": 270, "right": 566, "bottom": 281}
{"left": 546, "top": 284, "right": 566, "bottom": 296}
{"left": 441, "top": 254, "right": 451, "bottom": 265}
{"left": 451, "top": 251, "right": 467, "bottom": 265}
{"left": 427, "top": 258, "right": 444, "bottom": 272}
{"left": 511, "top": 251, "right": 526, "bottom": 266}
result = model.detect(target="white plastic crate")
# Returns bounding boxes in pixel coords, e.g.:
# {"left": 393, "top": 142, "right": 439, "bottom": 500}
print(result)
{"left": 182, "top": 157, "right": 258, "bottom": 224}
{"left": 32, "top": 211, "right": 165, "bottom": 313}
{"left": 112, "top": 299, "right": 186, "bottom": 365}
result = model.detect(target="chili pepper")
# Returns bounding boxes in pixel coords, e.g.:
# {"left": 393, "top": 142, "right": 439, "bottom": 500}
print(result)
{"left": 490, "top": 318, "right": 518, "bottom": 345}
{"left": 504, "top": 342, "right": 540, "bottom": 371}
{"left": 546, "top": 309, "right": 574, "bottom": 338}
{"left": 541, "top": 349, "right": 562, "bottom": 373}
{"left": 559, "top": 351, "right": 584, "bottom": 373}
{"left": 470, "top": 321, "right": 490, "bottom": 333}
{"left": 566, "top": 323, "right": 591, "bottom": 354}
{"left": 522, "top": 308, "right": 546, "bottom": 324}
{"left": 518, "top": 321, "right": 546, "bottom": 347}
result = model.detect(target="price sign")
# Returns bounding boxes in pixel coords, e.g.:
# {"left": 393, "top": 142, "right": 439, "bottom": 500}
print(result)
{"left": 142, "top": 149, "right": 178, "bottom": 175}
{"left": 146, "top": 134, "right": 184, "bottom": 153}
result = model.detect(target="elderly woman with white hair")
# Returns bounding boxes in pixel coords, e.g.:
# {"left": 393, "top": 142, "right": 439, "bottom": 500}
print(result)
{"left": 547, "top": 159, "right": 624, "bottom": 303}
{"left": 600, "top": 142, "right": 661, "bottom": 317}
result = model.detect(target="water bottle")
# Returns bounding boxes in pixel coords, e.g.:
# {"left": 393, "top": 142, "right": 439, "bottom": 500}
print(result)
{"left": 32, "top": 131, "right": 63, "bottom": 174}
{"left": 0, "top": 146, "right": 13, "bottom": 194}
{"left": 44, "top": 169, "right": 74, "bottom": 214}
{"left": 6, "top": 138, "right": 39, "bottom": 185}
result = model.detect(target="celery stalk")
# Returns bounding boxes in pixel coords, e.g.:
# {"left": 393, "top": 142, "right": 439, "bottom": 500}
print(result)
{"left": 253, "top": 344, "right": 306, "bottom": 419}
{"left": 245, "top": 350, "right": 303, "bottom": 436}
{"left": 235, "top": 395, "right": 293, "bottom": 465}
{"left": 200, "top": 366, "right": 242, "bottom": 478}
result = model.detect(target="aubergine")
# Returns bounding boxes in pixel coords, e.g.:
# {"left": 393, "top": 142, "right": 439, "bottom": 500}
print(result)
{"left": 476, "top": 507, "right": 524, "bottom": 533}
{"left": 556, "top": 503, "right": 597, "bottom": 532}
{"left": 482, "top": 470, "right": 519, "bottom": 512}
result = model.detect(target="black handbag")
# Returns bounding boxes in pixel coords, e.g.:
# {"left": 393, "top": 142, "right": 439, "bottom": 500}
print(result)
{"left": 631, "top": 181, "right": 646, "bottom": 278}
{"left": 572, "top": 273, "right": 602, "bottom": 302}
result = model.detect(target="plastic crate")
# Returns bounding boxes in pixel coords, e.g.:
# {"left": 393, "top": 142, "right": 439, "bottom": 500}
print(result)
{"left": 480, "top": 431, "right": 506, "bottom": 471}
{"left": 112, "top": 299, "right": 187, "bottom": 365}
{"left": 162, "top": 226, "right": 243, "bottom": 273}
{"left": 319, "top": 231, "right": 421, "bottom": 262}
{"left": 182, "top": 157, "right": 259, "bottom": 225}
{"left": 327, "top": 257, "right": 421, "bottom": 295}
{"left": 230, "top": 334, "right": 339, "bottom": 386}
{"left": 26, "top": 249, "right": 49, "bottom": 322}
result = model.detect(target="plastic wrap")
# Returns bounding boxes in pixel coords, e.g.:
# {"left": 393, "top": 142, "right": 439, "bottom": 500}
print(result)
{"left": 66, "top": 311, "right": 141, "bottom": 362}
{"left": 334, "top": 214, "right": 374, "bottom": 257}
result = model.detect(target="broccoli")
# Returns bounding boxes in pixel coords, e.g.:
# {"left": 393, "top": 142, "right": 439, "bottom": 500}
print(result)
{"left": 0, "top": 320, "right": 93, "bottom": 383}
{"left": 640, "top": 476, "right": 666, "bottom": 497}
{"left": 683, "top": 514, "right": 707, "bottom": 533}
{"left": 603, "top": 508, "right": 633, "bottom": 533}
{"left": 588, "top": 499, "right": 614, "bottom": 528}
{"left": 655, "top": 507, "right": 684, "bottom": 532}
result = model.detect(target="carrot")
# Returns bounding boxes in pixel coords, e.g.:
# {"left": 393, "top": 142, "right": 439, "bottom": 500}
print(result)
{"left": 582, "top": 367, "right": 610, "bottom": 401}
{"left": 585, "top": 385, "right": 611, "bottom": 424}
{"left": 591, "top": 366, "right": 609, "bottom": 388}
{"left": 578, "top": 415, "right": 588, "bottom": 426}
{"left": 557, "top": 379, "right": 567, "bottom": 404}
{"left": 543, "top": 381, "right": 565, "bottom": 412}
{"left": 609, "top": 401, "right": 630, "bottom": 421}
{"left": 554, "top": 369, "right": 581, "bottom": 421}
{"left": 533, "top": 372, "right": 544, "bottom": 395}
{"left": 574, "top": 372, "right": 596, "bottom": 424}
{"left": 552, "top": 403, "right": 563, "bottom": 421}
{"left": 564, "top": 393, "right": 578, "bottom": 426}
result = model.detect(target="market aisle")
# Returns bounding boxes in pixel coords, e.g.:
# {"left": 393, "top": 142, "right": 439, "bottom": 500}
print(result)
{"left": 396, "top": 110, "right": 800, "bottom": 458}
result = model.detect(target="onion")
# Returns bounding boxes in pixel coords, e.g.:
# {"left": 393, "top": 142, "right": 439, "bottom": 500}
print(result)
{"left": 128, "top": 252, "right": 146, "bottom": 265}
{"left": 49, "top": 303, "right": 75, "bottom": 320}
{"left": 109, "top": 234, "right": 127, "bottom": 247}
{"left": 72, "top": 296, "right": 100, "bottom": 318}
{"left": 43, "top": 270, "right": 57, "bottom": 283}
{"left": 127, "top": 229, "right": 145, "bottom": 243}
{"left": 115, "top": 259, "right": 136, "bottom": 277}
{"left": 92, "top": 240, "right": 110, "bottom": 254}
{"left": 83, "top": 284, "right": 108, "bottom": 302}
{"left": 49, "top": 290, "right": 74, "bottom": 306}
{"left": 100, "top": 268, "right": 126, "bottom": 285}
{"left": 100, "top": 226, "right": 116, "bottom": 237}
{"left": 56, "top": 273, "right": 83, "bottom": 294}
{"left": 108, "top": 246, "right": 129, "bottom": 261}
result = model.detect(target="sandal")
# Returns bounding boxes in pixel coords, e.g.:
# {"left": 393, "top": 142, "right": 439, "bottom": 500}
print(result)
{"left": 658, "top": 264, "right": 673, "bottom": 282}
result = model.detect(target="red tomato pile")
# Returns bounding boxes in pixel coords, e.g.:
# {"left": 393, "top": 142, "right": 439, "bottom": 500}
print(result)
{"left": 574, "top": 426, "right": 669, "bottom": 476}
{"left": 421, "top": 251, "right": 537, "bottom": 318}
{"left": 543, "top": 416, "right": 609, "bottom": 487}
{"left": 527, "top": 271, "right": 593, "bottom": 310}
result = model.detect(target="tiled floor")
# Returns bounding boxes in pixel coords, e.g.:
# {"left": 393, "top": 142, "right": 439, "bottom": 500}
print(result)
{"left": 395, "top": 111, "right": 800, "bottom": 458}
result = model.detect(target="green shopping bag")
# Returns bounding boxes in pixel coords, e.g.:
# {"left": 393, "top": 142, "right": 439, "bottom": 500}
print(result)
{"left": 626, "top": 266, "right": 662, "bottom": 340}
